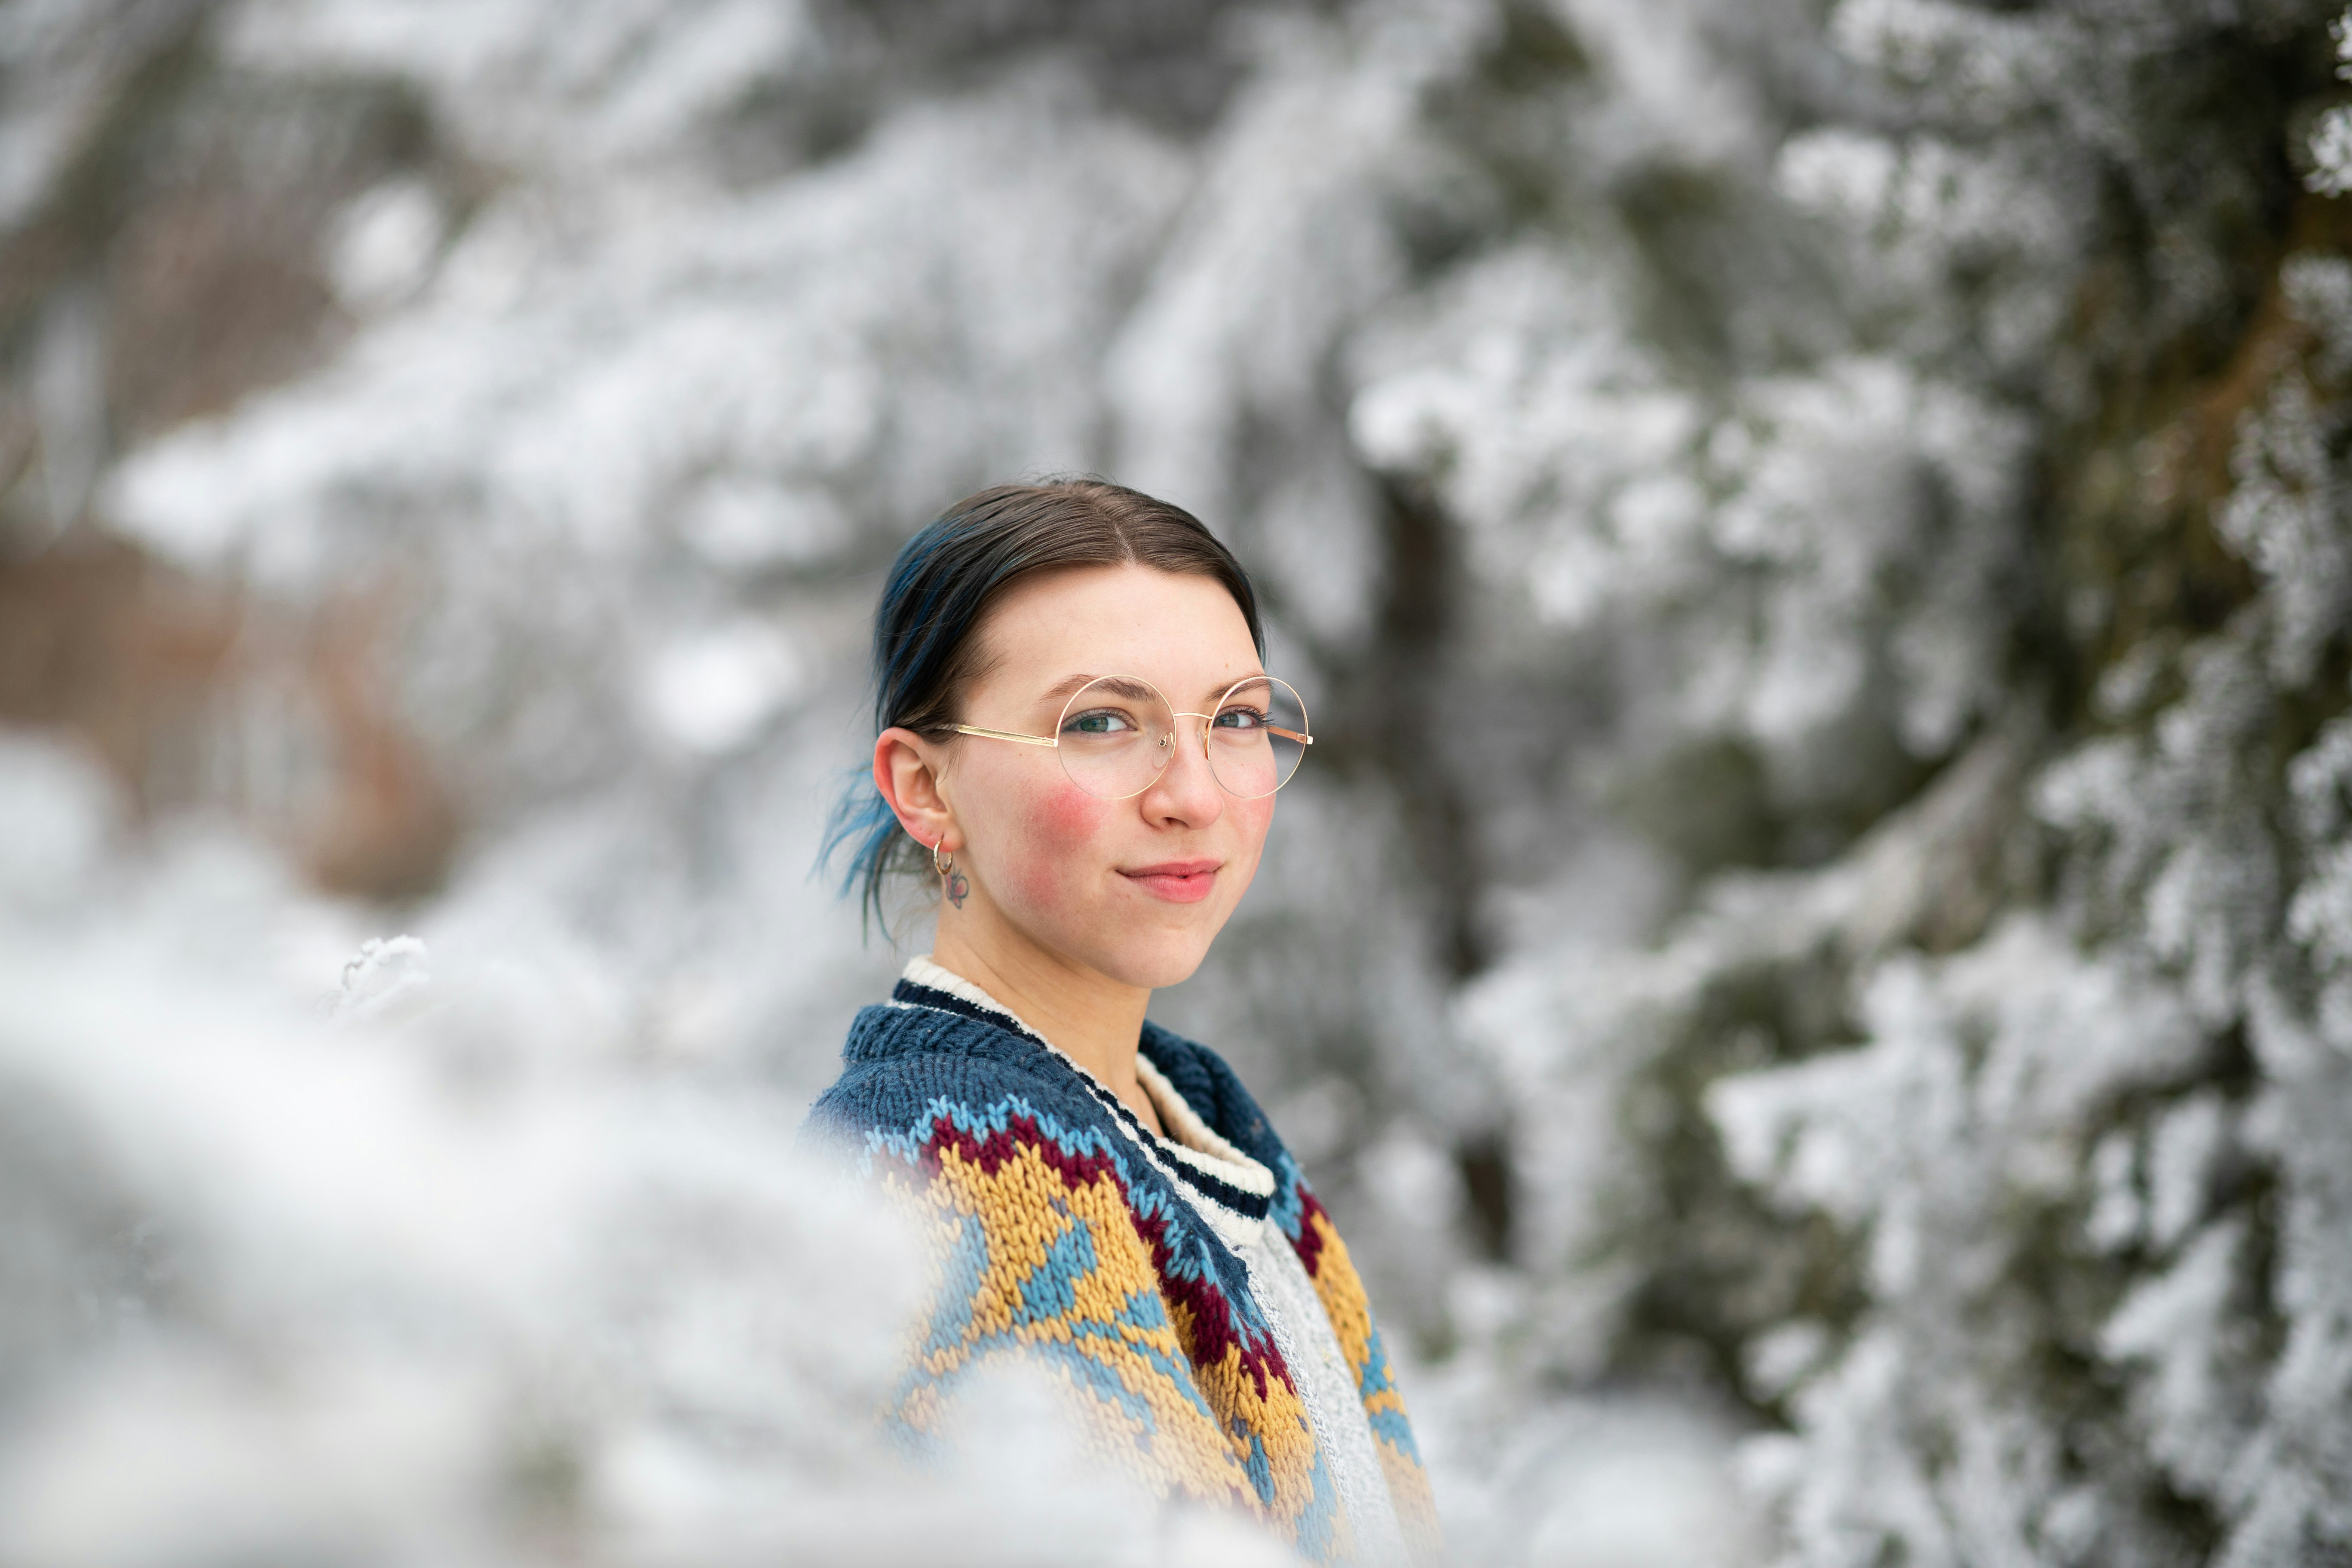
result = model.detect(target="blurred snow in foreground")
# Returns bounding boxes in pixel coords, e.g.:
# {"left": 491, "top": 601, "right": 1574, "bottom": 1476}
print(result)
{"left": 0, "top": 734, "right": 1298, "bottom": 1567}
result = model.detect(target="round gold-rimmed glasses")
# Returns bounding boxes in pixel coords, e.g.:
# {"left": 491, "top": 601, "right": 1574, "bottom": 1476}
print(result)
{"left": 954, "top": 674, "right": 1312, "bottom": 801}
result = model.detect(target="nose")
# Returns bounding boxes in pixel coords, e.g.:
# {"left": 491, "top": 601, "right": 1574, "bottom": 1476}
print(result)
{"left": 1170, "top": 712, "right": 1217, "bottom": 758}
{"left": 1141, "top": 712, "right": 1224, "bottom": 823}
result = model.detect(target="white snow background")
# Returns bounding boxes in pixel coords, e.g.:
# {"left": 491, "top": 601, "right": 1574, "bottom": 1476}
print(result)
{"left": 7, "top": 0, "right": 2352, "bottom": 1563}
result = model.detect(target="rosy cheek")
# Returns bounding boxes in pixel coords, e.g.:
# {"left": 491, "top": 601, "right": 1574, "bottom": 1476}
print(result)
{"left": 1038, "top": 778, "right": 1112, "bottom": 841}
{"left": 1000, "top": 780, "right": 1115, "bottom": 909}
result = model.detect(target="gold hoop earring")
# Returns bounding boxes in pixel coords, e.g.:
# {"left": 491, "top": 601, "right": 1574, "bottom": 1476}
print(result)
{"left": 934, "top": 836, "right": 970, "bottom": 910}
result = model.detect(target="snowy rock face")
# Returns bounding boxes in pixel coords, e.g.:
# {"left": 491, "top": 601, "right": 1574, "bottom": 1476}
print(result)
{"left": 8, "top": 0, "right": 2352, "bottom": 1562}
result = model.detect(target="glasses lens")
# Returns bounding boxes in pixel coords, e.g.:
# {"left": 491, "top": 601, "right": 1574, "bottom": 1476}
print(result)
{"left": 1056, "top": 676, "right": 1176, "bottom": 800}
{"left": 1206, "top": 677, "right": 1310, "bottom": 799}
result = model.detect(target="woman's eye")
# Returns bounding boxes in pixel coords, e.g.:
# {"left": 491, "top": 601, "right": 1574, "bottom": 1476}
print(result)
{"left": 1213, "top": 707, "right": 1268, "bottom": 732}
{"left": 1065, "top": 709, "right": 1136, "bottom": 736}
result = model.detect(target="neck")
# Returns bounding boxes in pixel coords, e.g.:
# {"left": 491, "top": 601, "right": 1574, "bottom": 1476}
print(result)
{"left": 927, "top": 919, "right": 1160, "bottom": 1133}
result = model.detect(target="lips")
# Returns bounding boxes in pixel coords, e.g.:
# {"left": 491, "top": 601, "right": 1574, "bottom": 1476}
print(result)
{"left": 1118, "top": 858, "right": 1222, "bottom": 904}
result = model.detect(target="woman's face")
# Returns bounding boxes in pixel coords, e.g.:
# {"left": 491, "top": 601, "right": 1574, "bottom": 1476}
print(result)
{"left": 919, "top": 564, "right": 1276, "bottom": 991}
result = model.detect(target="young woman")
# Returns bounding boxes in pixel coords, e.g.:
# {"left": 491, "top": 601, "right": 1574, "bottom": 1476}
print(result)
{"left": 805, "top": 481, "right": 1439, "bottom": 1565}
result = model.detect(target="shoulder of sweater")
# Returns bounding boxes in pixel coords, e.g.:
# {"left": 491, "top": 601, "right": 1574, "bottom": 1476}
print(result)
{"left": 805, "top": 1001, "right": 1097, "bottom": 1137}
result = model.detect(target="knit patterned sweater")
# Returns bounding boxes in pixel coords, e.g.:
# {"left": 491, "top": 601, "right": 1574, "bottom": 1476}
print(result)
{"left": 803, "top": 959, "right": 1442, "bottom": 1564}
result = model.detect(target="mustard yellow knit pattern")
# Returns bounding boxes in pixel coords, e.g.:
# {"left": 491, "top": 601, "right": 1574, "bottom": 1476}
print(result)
{"left": 809, "top": 979, "right": 1437, "bottom": 1562}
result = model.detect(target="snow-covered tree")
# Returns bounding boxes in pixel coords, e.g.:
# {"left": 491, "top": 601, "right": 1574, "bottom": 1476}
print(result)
{"left": 6, "top": 0, "right": 2352, "bottom": 1561}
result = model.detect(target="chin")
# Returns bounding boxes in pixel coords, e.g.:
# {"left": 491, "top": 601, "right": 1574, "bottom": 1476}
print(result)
{"left": 1092, "top": 934, "right": 1216, "bottom": 992}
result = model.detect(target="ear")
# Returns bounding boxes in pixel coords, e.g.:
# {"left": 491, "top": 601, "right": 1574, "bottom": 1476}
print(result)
{"left": 873, "top": 727, "right": 958, "bottom": 856}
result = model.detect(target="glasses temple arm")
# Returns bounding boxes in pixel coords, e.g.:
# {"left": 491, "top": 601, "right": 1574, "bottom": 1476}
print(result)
{"left": 954, "top": 724, "right": 1058, "bottom": 748}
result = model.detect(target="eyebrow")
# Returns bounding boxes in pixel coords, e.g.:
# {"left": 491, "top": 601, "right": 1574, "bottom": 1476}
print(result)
{"left": 1204, "top": 674, "right": 1271, "bottom": 705}
{"left": 1037, "top": 671, "right": 1272, "bottom": 707}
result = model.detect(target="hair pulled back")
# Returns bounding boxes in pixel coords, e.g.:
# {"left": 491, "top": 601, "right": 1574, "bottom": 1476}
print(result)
{"left": 824, "top": 478, "right": 1265, "bottom": 928}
